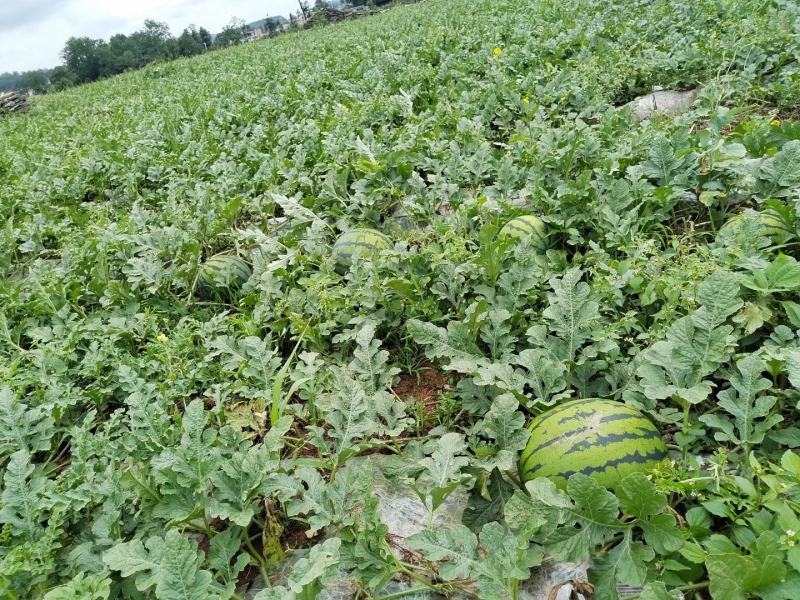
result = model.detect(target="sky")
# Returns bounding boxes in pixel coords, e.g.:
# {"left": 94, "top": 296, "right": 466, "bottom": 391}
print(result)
{"left": 0, "top": 0, "right": 300, "bottom": 73}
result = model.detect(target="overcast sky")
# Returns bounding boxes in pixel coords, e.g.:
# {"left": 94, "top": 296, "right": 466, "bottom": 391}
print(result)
{"left": 0, "top": 0, "right": 300, "bottom": 73}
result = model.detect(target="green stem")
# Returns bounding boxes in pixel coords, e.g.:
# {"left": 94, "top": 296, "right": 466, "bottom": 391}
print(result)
{"left": 395, "top": 561, "right": 438, "bottom": 590}
{"left": 126, "top": 469, "right": 160, "bottom": 503}
{"left": 244, "top": 531, "right": 271, "bottom": 588}
{"left": 374, "top": 586, "right": 437, "bottom": 600}
{"left": 681, "top": 401, "right": 691, "bottom": 463}
{"left": 675, "top": 581, "right": 710, "bottom": 593}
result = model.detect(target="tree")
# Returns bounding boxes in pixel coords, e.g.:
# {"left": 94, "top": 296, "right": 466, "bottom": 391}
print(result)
{"left": 198, "top": 27, "right": 213, "bottom": 50}
{"left": 128, "top": 20, "right": 174, "bottom": 65}
{"left": 61, "top": 37, "right": 104, "bottom": 83}
{"left": 101, "top": 34, "right": 136, "bottom": 76}
{"left": 265, "top": 17, "right": 280, "bottom": 37}
{"left": 0, "top": 70, "right": 51, "bottom": 93}
{"left": 298, "top": 1, "right": 311, "bottom": 18}
{"left": 214, "top": 18, "right": 247, "bottom": 48}
{"left": 50, "top": 66, "right": 77, "bottom": 90}
{"left": 177, "top": 26, "right": 204, "bottom": 57}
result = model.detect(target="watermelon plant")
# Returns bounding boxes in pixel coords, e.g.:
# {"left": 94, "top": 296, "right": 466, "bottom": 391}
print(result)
{"left": 2, "top": 0, "right": 800, "bottom": 597}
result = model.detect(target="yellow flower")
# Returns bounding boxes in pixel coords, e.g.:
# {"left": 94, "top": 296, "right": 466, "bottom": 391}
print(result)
{"left": 156, "top": 334, "right": 168, "bottom": 343}
{"left": 771, "top": 118, "right": 781, "bottom": 126}
{"left": 492, "top": 47, "right": 503, "bottom": 58}
{"left": 523, "top": 96, "right": 530, "bottom": 104}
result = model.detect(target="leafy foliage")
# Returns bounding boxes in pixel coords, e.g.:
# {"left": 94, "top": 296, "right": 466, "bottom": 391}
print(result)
{"left": 3, "top": 0, "right": 800, "bottom": 597}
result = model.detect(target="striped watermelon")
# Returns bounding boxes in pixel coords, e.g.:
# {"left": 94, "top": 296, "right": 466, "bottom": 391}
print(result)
{"left": 499, "top": 215, "right": 547, "bottom": 250}
{"left": 519, "top": 399, "right": 666, "bottom": 490}
{"left": 332, "top": 228, "right": 392, "bottom": 271}
{"left": 719, "top": 210, "right": 793, "bottom": 242}
{"left": 198, "top": 254, "right": 252, "bottom": 298}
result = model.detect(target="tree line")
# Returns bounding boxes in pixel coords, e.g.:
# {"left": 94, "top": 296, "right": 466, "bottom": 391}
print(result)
{"left": 1, "top": 0, "right": 406, "bottom": 95}
{"left": 0, "top": 17, "right": 279, "bottom": 94}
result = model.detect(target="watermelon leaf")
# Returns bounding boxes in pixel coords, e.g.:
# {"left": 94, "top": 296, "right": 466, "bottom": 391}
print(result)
{"left": 104, "top": 531, "right": 219, "bottom": 599}
{"left": 617, "top": 473, "right": 667, "bottom": 518}
{"left": 698, "top": 354, "right": 782, "bottom": 449}
{"left": 463, "top": 468, "right": 516, "bottom": 533}
{"left": 706, "top": 532, "right": 787, "bottom": 600}
{"left": 478, "top": 395, "right": 529, "bottom": 454}
{"left": 411, "top": 432, "right": 471, "bottom": 513}
{"left": 540, "top": 267, "right": 600, "bottom": 368}
{"left": 408, "top": 523, "right": 540, "bottom": 600}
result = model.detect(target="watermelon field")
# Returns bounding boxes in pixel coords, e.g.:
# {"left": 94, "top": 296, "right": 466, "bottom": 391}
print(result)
{"left": 4, "top": 0, "right": 800, "bottom": 597}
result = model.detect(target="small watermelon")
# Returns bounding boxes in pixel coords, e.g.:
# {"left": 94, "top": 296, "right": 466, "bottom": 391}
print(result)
{"left": 499, "top": 215, "right": 547, "bottom": 250}
{"left": 719, "top": 210, "right": 793, "bottom": 242}
{"left": 198, "top": 254, "right": 252, "bottom": 298}
{"left": 332, "top": 228, "right": 392, "bottom": 271}
{"left": 519, "top": 399, "right": 666, "bottom": 490}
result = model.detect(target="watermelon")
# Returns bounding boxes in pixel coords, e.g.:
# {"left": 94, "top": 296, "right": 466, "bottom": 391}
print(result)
{"left": 332, "top": 228, "right": 392, "bottom": 271}
{"left": 519, "top": 399, "right": 666, "bottom": 490}
{"left": 719, "top": 210, "right": 793, "bottom": 242}
{"left": 198, "top": 254, "right": 252, "bottom": 298}
{"left": 499, "top": 215, "right": 547, "bottom": 250}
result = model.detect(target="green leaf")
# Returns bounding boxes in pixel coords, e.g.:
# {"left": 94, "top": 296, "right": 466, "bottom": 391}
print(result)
{"left": 542, "top": 268, "right": 600, "bottom": 364}
{"left": 679, "top": 541, "right": 706, "bottom": 564}
{"left": 741, "top": 254, "right": 800, "bottom": 293}
{"left": 287, "top": 538, "right": 341, "bottom": 594}
{"left": 699, "top": 354, "right": 780, "bottom": 446}
{"left": 208, "top": 528, "right": 249, "bottom": 583}
{"left": 42, "top": 572, "right": 112, "bottom": 600}
{"left": 407, "top": 525, "right": 478, "bottom": 580}
{"left": 209, "top": 445, "right": 274, "bottom": 527}
{"left": 781, "top": 451, "right": 800, "bottom": 477}
{"left": 409, "top": 523, "right": 537, "bottom": 599}
{"left": 617, "top": 473, "right": 666, "bottom": 518}
{"left": 419, "top": 432, "right": 470, "bottom": 491}
{"left": 640, "top": 513, "right": 684, "bottom": 554}
{"left": 406, "top": 319, "right": 483, "bottom": 366}
{"left": 589, "top": 529, "right": 653, "bottom": 587}
{"left": 480, "top": 396, "right": 529, "bottom": 453}
{"left": 639, "top": 582, "right": 683, "bottom": 600}
{"left": 694, "top": 270, "right": 743, "bottom": 330}
{"left": 757, "top": 140, "right": 800, "bottom": 197}
{"left": 706, "top": 532, "right": 786, "bottom": 600}
{"left": 545, "top": 475, "right": 622, "bottom": 562}
{"left": 514, "top": 348, "right": 568, "bottom": 406}
{"left": 784, "top": 350, "right": 800, "bottom": 389}
{"left": 103, "top": 539, "right": 157, "bottom": 579}
{"left": 463, "top": 469, "right": 515, "bottom": 533}
{"left": 780, "top": 301, "right": 800, "bottom": 327}
{"left": 787, "top": 545, "right": 800, "bottom": 574}
{"left": 503, "top": 479, "right": 567, "bottom": 539}
{"left": 156, "top": 530, "right": 217, "bottom": 600}
{"left": 0, "top": 387, "right": 55, "bottom": 458}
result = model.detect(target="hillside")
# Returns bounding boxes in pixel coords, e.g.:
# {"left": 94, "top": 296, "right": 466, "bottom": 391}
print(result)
{"left": 2, "top": 0, "right": 800, "bottom": 598}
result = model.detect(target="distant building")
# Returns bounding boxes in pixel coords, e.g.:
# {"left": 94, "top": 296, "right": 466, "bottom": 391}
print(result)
{"left": 243, "top": 16, "right": 289, "bottom": 41}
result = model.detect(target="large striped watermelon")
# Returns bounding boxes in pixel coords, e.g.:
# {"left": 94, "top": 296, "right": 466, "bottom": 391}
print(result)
{"left": 499, "top": 215, "right": 547, "bottom": 250}
{"left": 332, "top": 228, "right": 392, "bottom": 271}
{"left": 519, "top": 399, "right": 666, "bottom": 490}
{"left": 198, "top": 254, "right": 252, "bottom": 298}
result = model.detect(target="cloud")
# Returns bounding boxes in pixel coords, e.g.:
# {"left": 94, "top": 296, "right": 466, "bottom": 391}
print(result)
{"left": 0, "top": 0, "right": 299, "bottom": 73}
{"left": 0, "top": 0, "right": 73, "bottom": 33}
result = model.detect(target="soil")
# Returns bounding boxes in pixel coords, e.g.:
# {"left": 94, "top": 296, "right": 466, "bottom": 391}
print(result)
{"left": 281, "top": 520, "right": 320, "bottom": 551}
{"left": 392, "top": 366, "right": 451, "bottom": 426}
